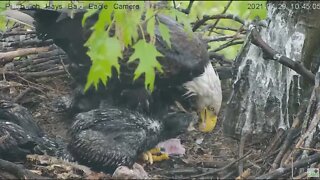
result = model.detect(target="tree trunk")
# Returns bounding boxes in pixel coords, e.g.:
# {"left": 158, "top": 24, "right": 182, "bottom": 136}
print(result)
{"left": 222, "top": 1, "right": 320, "bottom": 140}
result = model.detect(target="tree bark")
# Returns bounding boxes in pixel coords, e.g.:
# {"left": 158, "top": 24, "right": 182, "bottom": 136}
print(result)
{"left": 223, "top": 1, "right": 320, "bottom": 139}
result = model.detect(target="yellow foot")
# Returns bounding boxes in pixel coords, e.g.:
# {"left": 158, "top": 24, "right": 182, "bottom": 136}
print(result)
{"left": 142, "top": 148, "right": 169, "bottom": 164}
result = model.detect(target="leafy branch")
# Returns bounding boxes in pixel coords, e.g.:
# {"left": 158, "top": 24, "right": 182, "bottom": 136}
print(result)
{"left": 83, "top": 1, "right": 192, "bottom": 92}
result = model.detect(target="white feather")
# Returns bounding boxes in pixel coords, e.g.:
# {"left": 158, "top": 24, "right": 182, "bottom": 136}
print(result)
{"left": 183, "top": 63, "right": 222, "bottom": 113}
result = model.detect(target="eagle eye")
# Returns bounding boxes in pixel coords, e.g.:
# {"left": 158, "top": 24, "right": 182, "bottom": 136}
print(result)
{"left": 208, "top": 106, "right": 215, "bottom": 111}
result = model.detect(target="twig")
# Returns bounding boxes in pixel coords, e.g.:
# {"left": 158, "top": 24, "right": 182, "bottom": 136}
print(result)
{"left": 254, "top": 148, "right": 281, "bottom": 164}
{"left": 0, "top": 47, "right": 50, "bottom": 63}
{"left": 238, "top": 133, "right": 249, "bottom": 174}
{"left": 16, "top": 75, "right": 54, "bottom": 94}
{"left": 208, "top": 25, "right": 246, "bottom": 32}
{"left": 204, "top": 34, "right": 244, "bottom": 43}
{"left": 22, "top": 69, "right": 66, "bottom": 78}
{"left": 265, "top": 129, "right": 285, "bottom": 156}
{"left": 4, "top": 22, "right": 19, "bottom": 32}
{"left": 284, "top": 77, "right": 320, "bottom": 165}
{"left": 5, "top": 39, "right": 53, "bottom": 48}
{"left": 1, "top": 31, "right": 36, "bottom": 38}
{"left": 296, "top": 146, "right": 320, "bottom": 152}
{"left": 250, "top": 28, "right": 315, "bottom": 83}
{"left": 16, "top": 54, "right": 67, "bottom": 69}
{"left": 209, "top": 51, "right": 233, "bottom": 64}
{"left": 210, "top": 30, "right": 225, "bottom": 35}
{"left": 246, "top": 160, "right": 261, "bottom": 170}
{"left": 0, "top": 81, "right": 24, "bottom": 90}
{"left": 2, "top": 69, "right": 66, "bottom": 79}
{"left": 13, "top": 87, "right": 33, "bottom": 102}
{"left": 271, "top": 126, "right": 301, "bottom": 169}
{"left": 293, "top": 172, "right": 307, "bottom": 179}
{"left": 151, "top": 167, "right": 212, "bottom": 176}
{"left": 256, "top": 153, "right": 320, "bottom": 179}
{"left": 0, "top": 158, "right": 47, "bottom": 179}
{"left": 60, "top": 55, "right": 71, "bottom": 77}
{"left": 193, "top": 14, "right": 245, "bottom": 32}
{"left": 208, "top": 0, "right": 233, "bottom": 36}
{"left": 181, "top": 0, "right": 194, "bottom": 14}
{"left": 212, "top": 40, "right": 244, "bottom": 52}
{"left": 189, "top": 150, "right": 252, "bottom": 178}
{"left": 18, "top": 58, "right": 62, "bottom": 72}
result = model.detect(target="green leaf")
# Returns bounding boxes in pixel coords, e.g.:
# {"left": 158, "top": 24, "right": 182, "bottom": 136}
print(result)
{"left": 84, "top": 35, "right": 122, "bottom": 91}
{"left": 128, "top": 40, "right": 163, "bottom": 91}
{"left": 114, "top": 1, "right": 144, "bottom": 46}
{"left": 173, "top": 9, "right": 192, "bottom": 33}
{"left": 91, "top": 5, "right": 113, "bottom": 31}
{"left": 82, "top": 9, "right": 99, "bottom": 27}
{"left": 146, "top": 8, "right": 156, "bottom": 41}
{"left": 0, "top": 16, "right": 6, "bottom": 31}
{"left": 85, "top": 61, "right": 106, "bottom": 90}
{"left": 158, "top": 20, "right": 171, "bottom": 48}
{"left": 0, "top": 1, "right": 6, "bottom": 11}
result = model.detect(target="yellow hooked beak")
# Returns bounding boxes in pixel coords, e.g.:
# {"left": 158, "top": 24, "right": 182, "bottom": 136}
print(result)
{"left": 199, "top": 107, "right": 217, "bottom": 132}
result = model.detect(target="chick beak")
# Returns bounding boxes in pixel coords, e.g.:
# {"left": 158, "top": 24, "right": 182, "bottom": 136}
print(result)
{"left": 199, "top": 107, "right": 217, "bottom": 132}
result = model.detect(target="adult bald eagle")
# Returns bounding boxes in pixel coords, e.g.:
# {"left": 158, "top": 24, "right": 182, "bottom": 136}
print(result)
{"left": 4, "top": 8, "right": 222, "bottom": 132}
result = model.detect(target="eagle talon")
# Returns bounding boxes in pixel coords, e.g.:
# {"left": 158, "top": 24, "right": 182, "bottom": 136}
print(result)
{"left": 142, "top": 148, "right": 169, "bottom": 164}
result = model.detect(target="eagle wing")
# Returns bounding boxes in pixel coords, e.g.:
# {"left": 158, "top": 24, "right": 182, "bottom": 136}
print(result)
{"left": 153, "top": 15, "right": 209, "bottom": 86}
{"left": 3, "top": 9, "right": 210, "bottom": 114}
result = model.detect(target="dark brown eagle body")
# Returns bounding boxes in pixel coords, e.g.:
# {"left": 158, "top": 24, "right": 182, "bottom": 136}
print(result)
{"left": 11, "top": 8, "right": 209, "bottom": 115}
{"left": 1, "top": 8, "right": 215, "bottom": 173}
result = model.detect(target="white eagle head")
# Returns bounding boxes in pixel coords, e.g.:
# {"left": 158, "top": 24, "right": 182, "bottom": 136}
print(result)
{"left": 183, "top": 63, "right": 222, "bottom": 132}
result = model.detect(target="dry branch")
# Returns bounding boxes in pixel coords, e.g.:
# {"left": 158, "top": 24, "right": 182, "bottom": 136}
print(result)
{"left": 209, "top": 51, "right": 233, "bottom": 64}
{"left": 256, "top": 153, "right": 320, "bottom": 179}
{"left": 1, "top": 69, "right": 66, "bottom": 79}
{"left": 174, "top": 0, "right": 194, "bottom": 14}
{"left": 0, "top": 47, "right": 50, "bottom": 64}
{"left": 189, "top": 151, "right": 252, "bottom": 178}
{"left": 209, "top": 26, "right": 246, "bottom": 32}
{"left": 250, "top": 28, "right": 315, "bottom": 84}
{"left": 193, "top": 14, "right": 245, "bottom": 32}
{"left": 204, "top": 34, "right": 244, "bottom": 43}
{"left": 5, "top": 39, "right": 53, "bottom": 48}
{"left": 208, "top": 0, "right": 233, "bottom": 36}
{"left": 15, "top": 54, "right": 67, "bottom": 69}
{"left": 1, "top": 30, "right": 36, "bottom": 38}
{"left": 0, "top": 158, "right": 47, "bottom": 179}
{"left": 13, "top": 87, "right": 33, "bottom": 102}
{"left": 272, "top": 127, "right": 300, "bottom": 169}
{"left": 212, "top": 40, "right": 243, "bottom": 52}
{"left": 22, "top": 69, "right": 66, "bottom": 78}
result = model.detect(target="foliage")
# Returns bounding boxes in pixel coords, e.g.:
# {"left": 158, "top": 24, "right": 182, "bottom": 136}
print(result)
{"left": 0, "top": 1, "right": 7, "bottom": 31}
{"left": 128, "top": 40, "right": 163, "bottom": 91}
{"left": 177, "top": 1, "right": 267, "bottom": 60}
{"left": 82, "top": 1, "right": 176, "bottom": 92}
{"left": 0, "top": 0, "right": 268, "bottom": 92}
